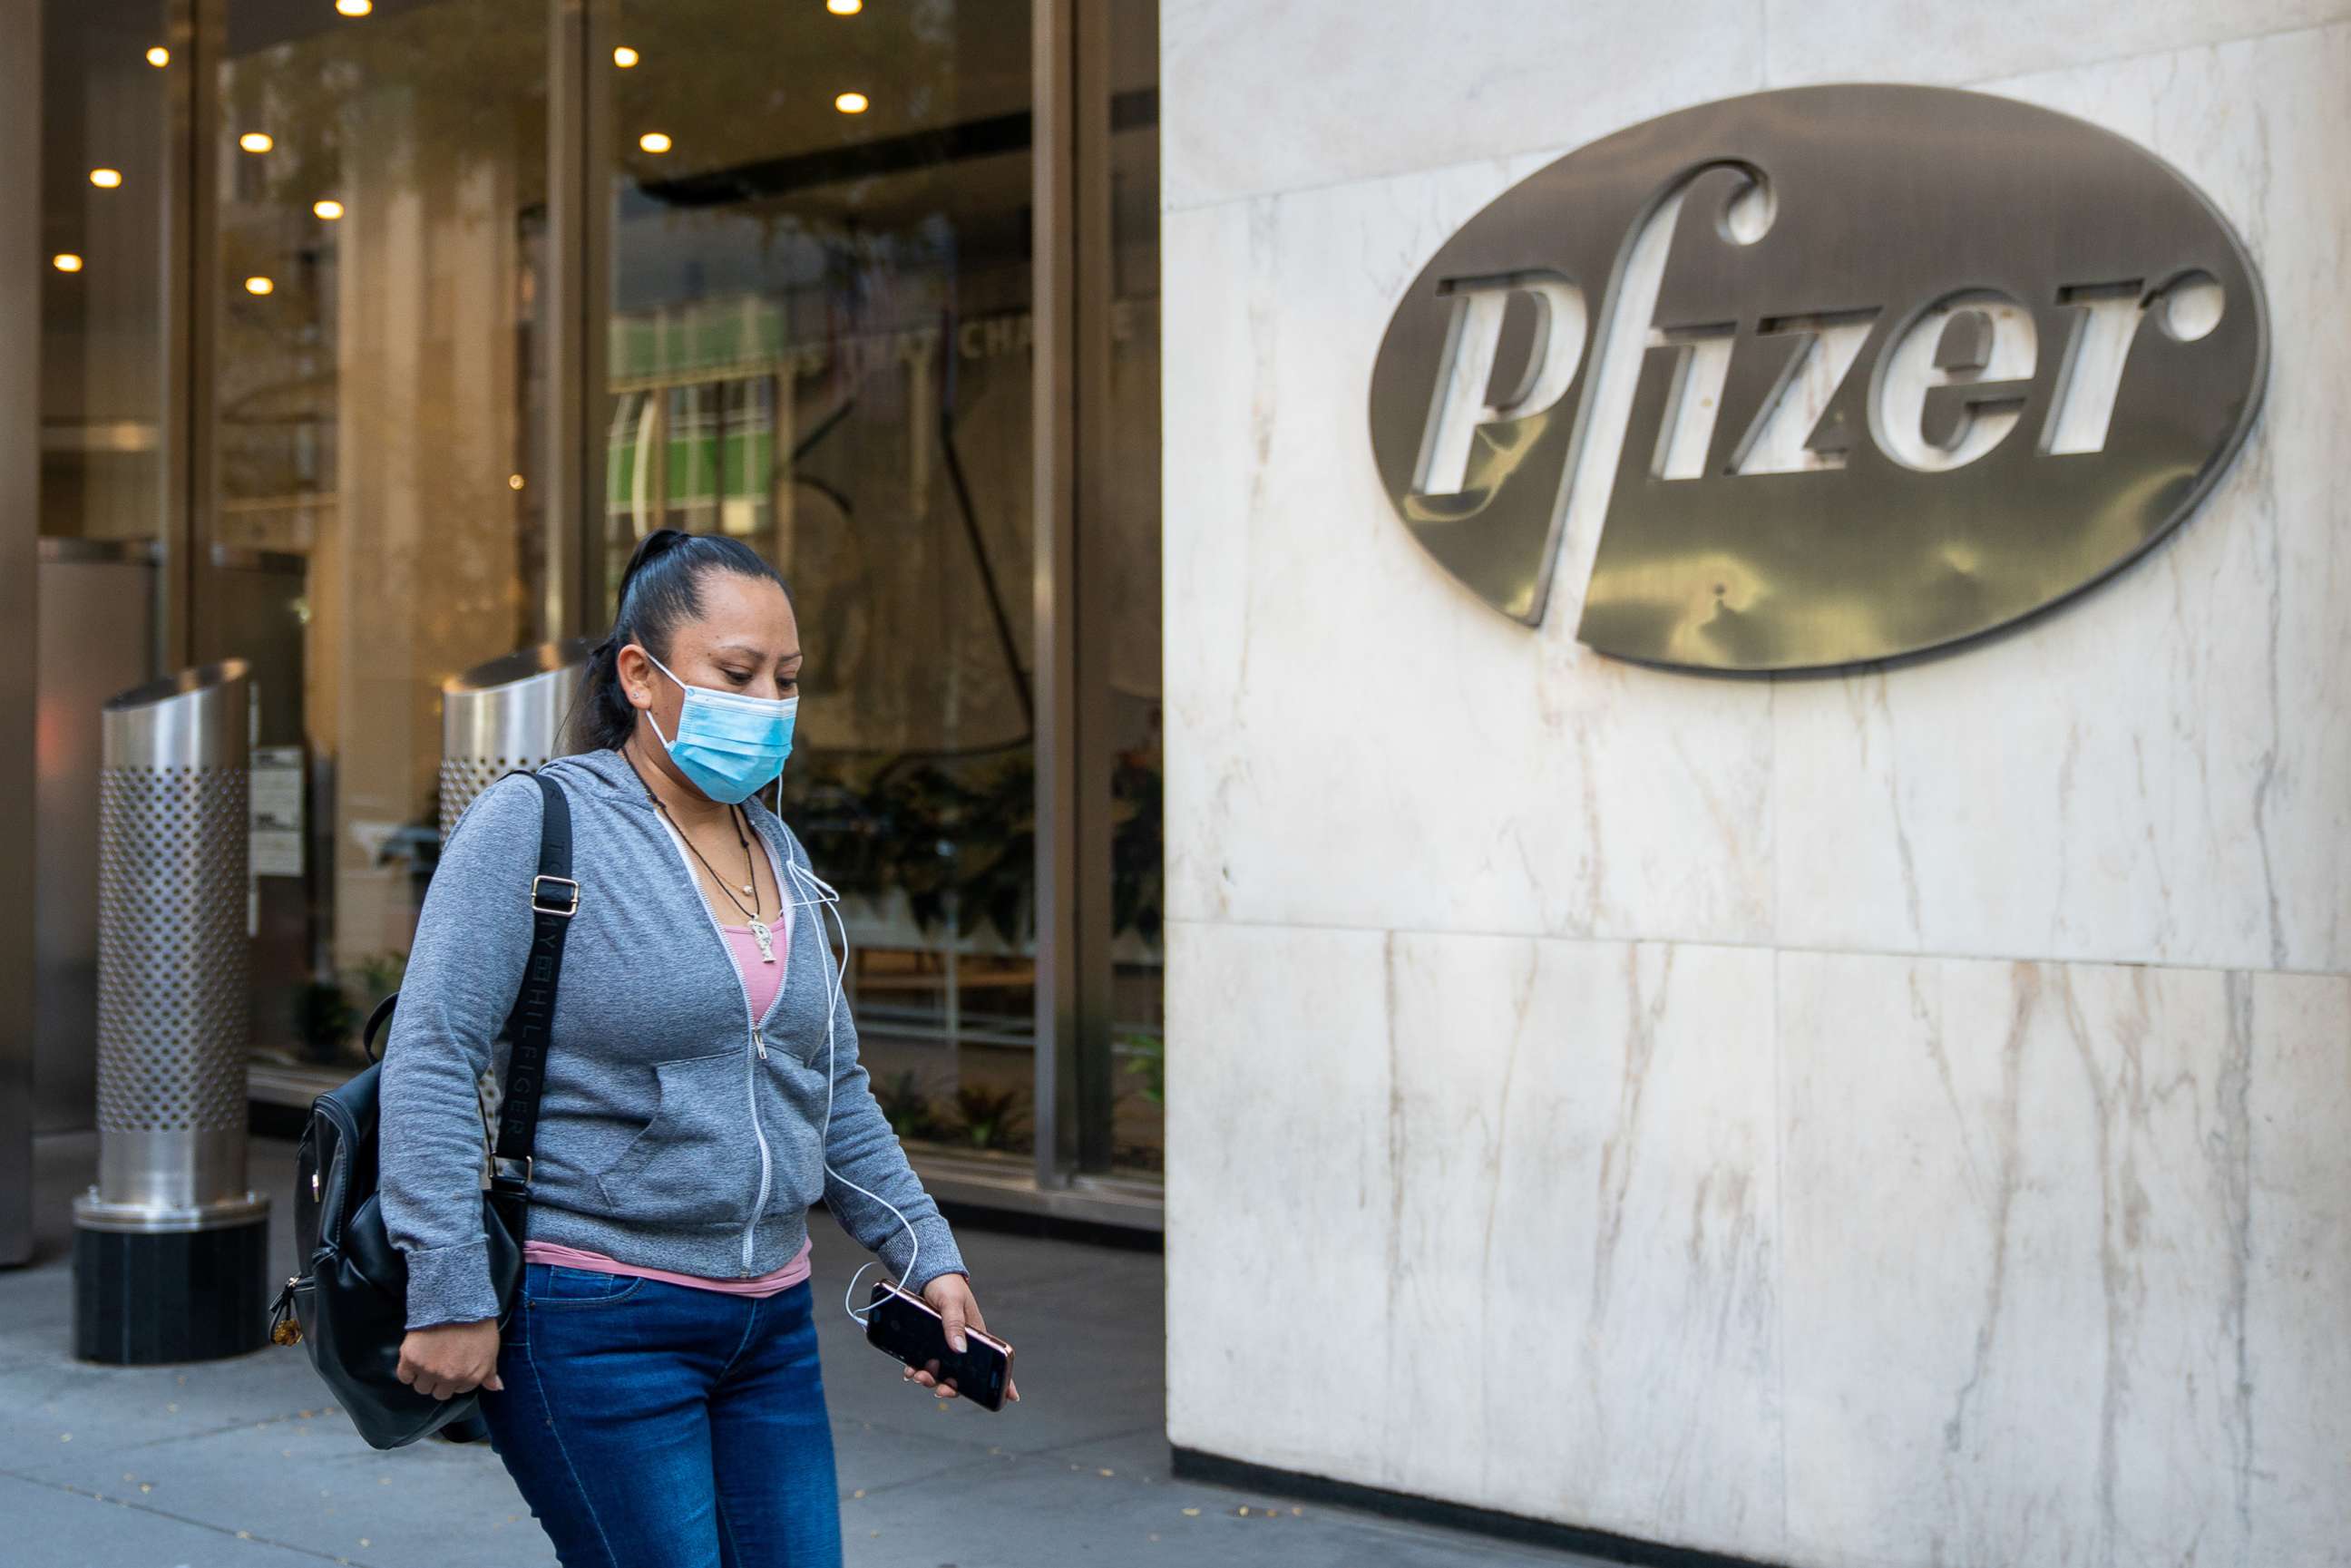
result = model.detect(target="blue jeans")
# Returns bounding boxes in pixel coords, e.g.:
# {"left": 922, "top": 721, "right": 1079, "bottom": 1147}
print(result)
{"left": 480, "top": 1263, "right": 844, "bottom": 1568}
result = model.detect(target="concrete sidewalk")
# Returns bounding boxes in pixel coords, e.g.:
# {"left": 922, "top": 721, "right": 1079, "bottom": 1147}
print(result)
{"left": 3, "top": 1134, "right": 1601, "bottom": 1567}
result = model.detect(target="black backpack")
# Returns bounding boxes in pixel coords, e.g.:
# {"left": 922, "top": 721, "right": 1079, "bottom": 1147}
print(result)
{"left": 268, "top": 772, "right": 577, "bottom": 1449}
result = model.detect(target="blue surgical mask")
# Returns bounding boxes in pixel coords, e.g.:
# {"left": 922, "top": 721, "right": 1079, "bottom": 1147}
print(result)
{"left": 641, "top": 649, "right": 798, "bottom": 805}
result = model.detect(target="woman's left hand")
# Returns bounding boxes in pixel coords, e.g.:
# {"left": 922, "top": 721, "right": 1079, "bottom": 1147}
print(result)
{"left": 905, "top": 1272, "right": 1020, "bottom": 1404}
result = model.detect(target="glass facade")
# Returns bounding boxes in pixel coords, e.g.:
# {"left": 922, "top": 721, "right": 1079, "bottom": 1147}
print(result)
{"left": 1103, "top": 0, "right": 1163, "bottom": 1179}
{"left": 40, "top": 1, "right": 169, "bottom": 548}
{"left": 35, "top": 0, "right": 1161, "bottom": 1208}
{"left": 609, "top": 0, "right": 1042, "bottom": 1175}
{"left": 32, "top": 2, "right": 172, "bottom": 1135}
{"left": 206, "top": 0, "right": 551, "bottom": 1065}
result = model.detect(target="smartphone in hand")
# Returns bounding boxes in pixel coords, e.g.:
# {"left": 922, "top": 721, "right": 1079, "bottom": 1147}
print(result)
{"left": 864, "top": 1281, "right": 1015, "bottom": 1412}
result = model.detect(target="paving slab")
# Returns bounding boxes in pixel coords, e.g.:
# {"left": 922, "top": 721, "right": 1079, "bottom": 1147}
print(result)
{"left": 5, "top": 1133, "right": 1605, "bottom": 1567}
{"left": 0, "top": 1471, "right": 355, "bottom": 1567}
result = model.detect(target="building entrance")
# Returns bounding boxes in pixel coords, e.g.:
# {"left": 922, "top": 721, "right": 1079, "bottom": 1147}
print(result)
{"left": 26, "top": 0, "right": 1165, "bottom": 1232}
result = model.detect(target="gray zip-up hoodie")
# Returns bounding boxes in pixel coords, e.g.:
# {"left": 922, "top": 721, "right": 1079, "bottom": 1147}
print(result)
{"left": 378, "top": 745, "right": 967, "bottom": 1329}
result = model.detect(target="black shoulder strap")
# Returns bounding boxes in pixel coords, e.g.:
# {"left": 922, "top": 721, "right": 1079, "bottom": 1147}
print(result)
{"left": 490, "top": 771, "right": 575, "bottom": 1198}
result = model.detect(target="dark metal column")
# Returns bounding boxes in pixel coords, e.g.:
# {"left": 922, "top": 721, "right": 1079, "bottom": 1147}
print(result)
{"left": 546, "top": 0, "right": 613, "bottom": 636}
{"left": 0, "top": 0, "right": 41, "bottom": 1266}
{"left": 160, "top": 0, "right": 219, "bottom": 670}
{"left": 1068, "top": 5, "right": 1118, "bottom": 1175}
{"left": 1032, "top": 0, "right": 1078, "bottom": 1187}
{"left": 1033, "top": 0, "right": 1118, "bottom": 1184}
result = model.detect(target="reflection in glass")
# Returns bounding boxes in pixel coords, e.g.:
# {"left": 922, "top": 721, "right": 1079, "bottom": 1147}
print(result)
{"left": 35, "top": 1, "right": 171, "bottom": 1134}
{"left": 40, "top": 0, "right": 168, "bottom": 544}
{"left": 1104, "top": 0, "right": 1164, "bottom": 1180}
{"left": 610, "top": 0, "right": 1042, "bottom": 1170}
{"left": 604, "top": 1, "right": 1166, "bottom": 1183}
{"left": 210, "top": 1, "right": 549, "bottom": 1076}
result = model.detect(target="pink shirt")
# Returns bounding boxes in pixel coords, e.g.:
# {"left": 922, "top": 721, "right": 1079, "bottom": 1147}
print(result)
{"left": 522, "top": 1236, "right": 812, "bottom": 1297}
{"left": 721, "top": 921, "right": 786, "bottom": 1019}
{"left": 522, "top": 893, "right": 806, "bottom": 1295}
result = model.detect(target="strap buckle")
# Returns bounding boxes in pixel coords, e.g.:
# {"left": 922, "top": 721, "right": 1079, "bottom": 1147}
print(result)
{"left": 492, "top": 1154, "right": 533, "bottom": 1185}
{"left": 530, "top": 875, "right": 580, "bottom": 918}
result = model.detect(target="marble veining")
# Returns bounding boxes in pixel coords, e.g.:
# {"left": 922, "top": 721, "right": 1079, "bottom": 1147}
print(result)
{"left": 1160, "top": 0, "right": 1765, "bottom": 211}
{"left": 1161, "top": 12, "right": 2351, "bottom": 1568}
{"left": 1169, "top": 24, "right": 2349, "bottom": 972}
{"left": 1170, "top": 921, "right": 2351, "bottom": 1565}
{"left": 1170, "top": 921, "right": 1784, "bottom": 1553}
{"left": 1772, "top": 25, "right": 2351, "bottom": 974}
{"left": 1779, "top": 956, "right": 2347, "bottom": 1567}
{"left": 1161, "top": 161, "right": 1777, "bottom": 948}
{"left": 1763, "top": 0, "right": 2351, "bottom": 93}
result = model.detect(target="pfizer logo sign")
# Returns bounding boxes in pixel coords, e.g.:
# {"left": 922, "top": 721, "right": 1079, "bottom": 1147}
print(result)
{"left": 1367, "top": 85, "right": 2268, "bottom": 673}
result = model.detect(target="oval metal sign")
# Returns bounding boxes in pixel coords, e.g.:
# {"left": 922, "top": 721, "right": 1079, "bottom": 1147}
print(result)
{"left": 1367, "top": 84, "right": 2268, "bottom": 672}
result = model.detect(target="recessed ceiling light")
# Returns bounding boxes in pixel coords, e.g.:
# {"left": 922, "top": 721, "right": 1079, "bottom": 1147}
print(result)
{"left": 313, "top": 198, "right": 345, "bottom": 220}
{"left": 613, "top": 45, "right": 640, "bottom": 67}
{"left": 508, "top": 472, "right": 527, "bottom": 492}
{"left": 336, "top": 0, "right": 372, "bottom": 15}
{"left": 638, "top": 131, "right": 673, "bottom": 154}
{"left": 834, "top": 91, "right": 869, "bottom": 114}
{"left": 89, "top": 169, "right": 123, "bottom": 190}
{"left": 145, "top": 46, "right": 170, "bottom": 68}
{"left": 53, "top": 253, "right": 84, "bottom": 274}
{"left": 827, "top": 0, "right": 863, "bottom": 14}
{"left": 244, "top": 276, "right": 275, "bottom": 296}
{"left": 239, "top": 131, "right": 273, "bottom": 153}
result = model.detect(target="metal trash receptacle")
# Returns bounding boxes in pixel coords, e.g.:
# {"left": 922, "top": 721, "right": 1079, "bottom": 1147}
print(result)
{"left": 73, "top": 660, "right": 269, "bottom": 1363}
{"left": 440, "top": 638, "right": 597, "bottom": 836}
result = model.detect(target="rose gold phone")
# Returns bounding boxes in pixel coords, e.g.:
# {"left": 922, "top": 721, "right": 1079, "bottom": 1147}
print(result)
{"left": 863, "top": 1281, "right": 1014, "bottom": 1412}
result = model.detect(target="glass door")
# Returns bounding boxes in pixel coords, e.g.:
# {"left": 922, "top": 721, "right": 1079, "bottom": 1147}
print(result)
{"left": 605, "top": 0, "right": 1042, "bottom": 1174}
{"left": 141, "top": 0, "right": 1164, "bottom": 1211}
{"left": 206, "top": 0, "right": 550, "bottom": 1078}
{"left": 35, "top": 0, "right": 173, "bottom": 1131}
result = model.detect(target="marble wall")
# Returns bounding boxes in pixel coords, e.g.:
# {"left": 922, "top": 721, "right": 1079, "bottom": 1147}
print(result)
{"left": 1159, "top": 5, "right": 2351, "bottom": 1564}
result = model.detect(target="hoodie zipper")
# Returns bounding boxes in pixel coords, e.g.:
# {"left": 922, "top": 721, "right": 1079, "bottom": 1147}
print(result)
{"left": 651, "top": 807, "right": 785, "bottom": 1278}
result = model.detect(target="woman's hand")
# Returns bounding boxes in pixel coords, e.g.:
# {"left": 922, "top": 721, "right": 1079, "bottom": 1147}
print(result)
{"left": 903, "top": 1272, "right": 1020, "bottom": 1404}
{"left": 396, "top": 1320, "right": 504, "bottom": 1400}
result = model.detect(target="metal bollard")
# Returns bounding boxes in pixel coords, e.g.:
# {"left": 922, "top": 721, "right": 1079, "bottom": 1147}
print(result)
{"left": 439, "top": 640, "right": 595, "bottom": 1135}
{"left": 73, "top": 661, "right": 269, "bottom": 1363}
{"left": 439, "top": 638, "right": 597, "bottom": 836}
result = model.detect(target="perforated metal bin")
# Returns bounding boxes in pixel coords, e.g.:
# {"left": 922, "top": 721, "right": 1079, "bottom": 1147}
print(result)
{"left": 439, "top": 638, "right": 598, "bottom": 836}
{"left": 73, "top": 660, "right": 269, "bottom": 1363}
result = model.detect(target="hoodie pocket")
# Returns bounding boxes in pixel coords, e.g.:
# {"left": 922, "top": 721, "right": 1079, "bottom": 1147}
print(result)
{"left": 759, "top": 1048, "right": 834, "bottom": 1215}
{"left": 595, "top": 1052, "right": 762, "bottom": 1225}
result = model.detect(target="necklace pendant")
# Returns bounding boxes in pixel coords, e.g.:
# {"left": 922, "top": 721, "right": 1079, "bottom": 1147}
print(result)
{"left": 748, "top": 919, "right": 776, "bottom": 963}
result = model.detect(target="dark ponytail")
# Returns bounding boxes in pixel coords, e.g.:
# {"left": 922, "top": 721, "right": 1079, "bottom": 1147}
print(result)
{"left": 580, "top": 529, "right": 793, "bottom": 751}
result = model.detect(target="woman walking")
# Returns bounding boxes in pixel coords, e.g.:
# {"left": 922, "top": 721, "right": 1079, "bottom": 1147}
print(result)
{"left": 378, "top": 528, "right": 1013, "bottom": 1567}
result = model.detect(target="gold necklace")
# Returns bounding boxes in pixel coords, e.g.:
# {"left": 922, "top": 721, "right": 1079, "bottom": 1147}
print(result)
{"left": 627, "top": 747, "right": 780, "bottom": 963}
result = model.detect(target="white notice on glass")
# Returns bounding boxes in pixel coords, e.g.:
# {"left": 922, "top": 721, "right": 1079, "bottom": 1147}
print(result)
{"left": 250, "top": 745, "right": 306, "bottom": 878}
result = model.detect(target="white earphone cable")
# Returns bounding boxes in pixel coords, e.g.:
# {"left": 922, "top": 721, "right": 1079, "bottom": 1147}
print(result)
{"left": 778, "top": 849, "right": 921, "bottom": 1325}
